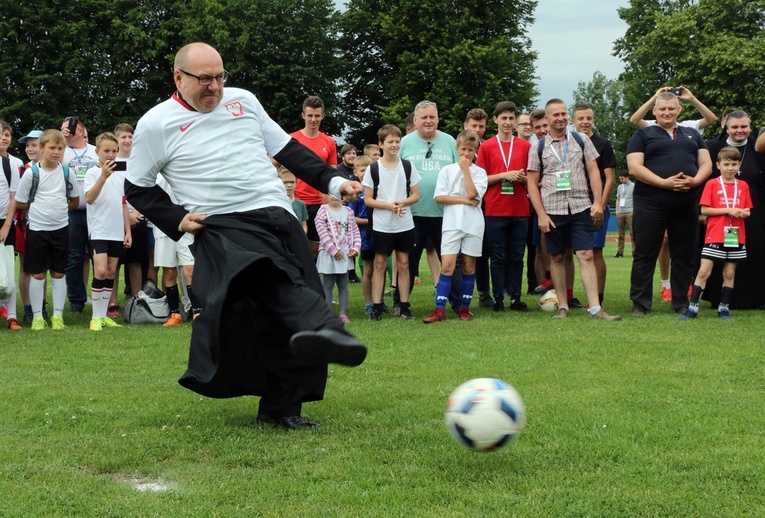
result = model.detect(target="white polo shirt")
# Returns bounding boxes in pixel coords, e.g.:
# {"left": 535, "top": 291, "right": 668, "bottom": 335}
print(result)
{"left": 433, "top": 162, "right": 488, "bottom": 237}
{"left": 361, "top": 158, "right": 420, "bottom": 233}
{"left": 16, "top": 164, "right": 80, "bottom": 232}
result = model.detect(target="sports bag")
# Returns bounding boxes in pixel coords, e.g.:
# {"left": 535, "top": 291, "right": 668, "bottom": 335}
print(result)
{"left": 124, "top": 279, "right": 170, "bottom": 324}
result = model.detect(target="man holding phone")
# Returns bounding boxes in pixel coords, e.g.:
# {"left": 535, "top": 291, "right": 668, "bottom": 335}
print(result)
{"left": 61, "top": 117, "right": 99, "bottom": 313}
{"left": 628, "top": 86, "right": 718, "bottom": 134}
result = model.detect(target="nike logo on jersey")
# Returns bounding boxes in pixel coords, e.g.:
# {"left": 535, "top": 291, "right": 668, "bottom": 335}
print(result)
{"left": 180, "top": 120, "right": 195, "bottom": 132}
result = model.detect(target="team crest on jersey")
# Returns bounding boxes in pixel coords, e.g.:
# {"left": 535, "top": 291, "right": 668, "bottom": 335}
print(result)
{"left": 225, "top": 102, "right": 245, "bottom": 117}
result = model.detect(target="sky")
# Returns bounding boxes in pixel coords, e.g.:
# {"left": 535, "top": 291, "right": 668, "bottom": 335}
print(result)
{"left": 528, "top": 0, "right": 631, "bottom": 107}
{"left": 334, "top": 0, "right": 632, "bottom": 109}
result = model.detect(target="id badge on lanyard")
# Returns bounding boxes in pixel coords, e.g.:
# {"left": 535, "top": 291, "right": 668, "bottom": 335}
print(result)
{"left": 498, "top": 136, "right": 516, "bottom": 195}
{"left": 720, "top": 177, "right": 739, "bottom": 247}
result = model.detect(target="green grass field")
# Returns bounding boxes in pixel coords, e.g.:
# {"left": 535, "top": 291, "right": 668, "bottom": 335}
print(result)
{"left": 2, "top": 238, "right": 764, "bottom": 516}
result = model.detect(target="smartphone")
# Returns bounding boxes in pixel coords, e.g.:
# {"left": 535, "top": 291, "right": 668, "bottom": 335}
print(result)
{"left": 112, "top": 161, "right": 127, "bottom": 171}
{"left": 669, "top": 87, "right": 683, "bottom": 96}
{"left": 66, "top": 116, "right": 79, "bottom": 135}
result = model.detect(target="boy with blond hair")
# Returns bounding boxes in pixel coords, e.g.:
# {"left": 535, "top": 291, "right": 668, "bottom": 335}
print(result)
{"left": 84, "top": 133, "right": 132, "bottom": 330}
{"left": 15, "top": 130, "right": 80, "bottom": 330}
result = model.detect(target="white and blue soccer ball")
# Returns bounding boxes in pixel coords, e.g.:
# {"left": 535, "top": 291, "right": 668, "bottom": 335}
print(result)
{"left": 445, "top": 378, "right": 526, "bottom": 451}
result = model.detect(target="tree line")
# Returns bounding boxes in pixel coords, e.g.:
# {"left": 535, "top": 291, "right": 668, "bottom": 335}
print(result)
{"left": 1, "top": 0, "right": 762, "bottom": 163}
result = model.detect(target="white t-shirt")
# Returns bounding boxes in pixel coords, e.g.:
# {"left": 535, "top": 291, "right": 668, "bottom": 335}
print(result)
{"left": 64, "top": 144, "right": 99, "bottom": 211}
{"left": 15, "top": 164, "right": 80, "bottom": 231}
{"left": 361, "top": 158, "right": 420, "bottom": 233}
{"left": 434, "top": 162, "right": 488, "bottom": 237}
{"left": 84, "top": 166, "right": 126, "bottom": 241}
{"left": 0, "top": 154, "right": 22, "bottom": 218}
{"left": 127, "top": 88, "right": 346, "bottom": 218}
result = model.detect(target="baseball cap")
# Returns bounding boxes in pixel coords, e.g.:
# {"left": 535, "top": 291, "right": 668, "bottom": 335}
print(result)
{"left": 18, "top": 130, "right": 43, "bottom": 143}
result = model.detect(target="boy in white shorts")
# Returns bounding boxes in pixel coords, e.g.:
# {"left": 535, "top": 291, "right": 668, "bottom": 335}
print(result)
{"left": 154, "top": 174, "right": 199, "bottom": 326}
{"left": 84, "top": 133, "right": 132, "bottom": 330}
{"left": 423, "top": 130, "right": 488, "bottom": 323}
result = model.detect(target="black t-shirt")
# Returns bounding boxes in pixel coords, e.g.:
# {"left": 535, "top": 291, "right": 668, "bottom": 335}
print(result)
{"left": 626, "top": 125, "right": 707, "bottom": 202}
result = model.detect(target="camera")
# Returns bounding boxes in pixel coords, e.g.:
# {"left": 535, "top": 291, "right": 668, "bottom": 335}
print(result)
{"left": 112, "top": 161, "right": 127, "bottom": 172}
{"left": 65, "top": 116, "right": 79, "bottom": 135}
{"left": 669, "top": 87, "right": 683, "bottom": 96}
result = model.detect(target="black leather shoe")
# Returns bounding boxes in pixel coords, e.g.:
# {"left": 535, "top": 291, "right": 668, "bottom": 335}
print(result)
{"left": 290, "top": 329, "right": 367, "bottom": 366}
{"left": 257, "top": 414, "right": 322, "bottom": 430}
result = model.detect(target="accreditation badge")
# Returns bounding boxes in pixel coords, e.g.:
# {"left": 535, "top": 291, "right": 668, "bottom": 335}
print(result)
{"left": 501, "top": 179, "right": 514, "bottom": 195}
{"left": 723, "top": 226, "right": 739, "bottom": 247}
{"left": 555, "top": 170, "right": 571, "bottom": 191}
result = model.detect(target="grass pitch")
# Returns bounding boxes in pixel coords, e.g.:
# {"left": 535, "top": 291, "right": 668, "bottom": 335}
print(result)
{"left": 1, "top": 240, "right": 764, "bottom": 516}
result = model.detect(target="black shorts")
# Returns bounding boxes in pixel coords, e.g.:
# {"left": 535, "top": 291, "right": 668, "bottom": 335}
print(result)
{"left": 372, "top": 229, "right": 415, "bottom": 256}
{"left": 91, "top": 239, "right": 126, "bottom": 259}
{"left": 305, "top": 204, "right": 321, "bottom": 242}
{"left": 24, "top": 226, "right": 69, "bottom": 274}
{"left": 123, "top": 218, "right": 149, "bottom": 263}
{"left": 360, "top": 248, "right": 375, "bottom": 262}
{"left": 701, "top": 243, "right": 747, "bottom": 263}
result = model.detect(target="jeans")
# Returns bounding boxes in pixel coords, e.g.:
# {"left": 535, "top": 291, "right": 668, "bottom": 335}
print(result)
{"left": 66, "top": 210, "right": 89, "bottom": 307}
{"left": 486, "top": 216, "right": 528, "bottom": 302}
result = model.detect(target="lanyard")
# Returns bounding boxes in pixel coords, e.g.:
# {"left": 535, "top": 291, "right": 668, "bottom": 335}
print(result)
{"left": 496, "top": 135, "right": 515, "bottom": 171}
{"left": 547, "top": 136, "right": 569, "bottom": 169}
{"left": 719, "top": 177, "right": 738, "bottom": 226}
{"left": 69, "top": 146, "right": 87, "bottom": 164}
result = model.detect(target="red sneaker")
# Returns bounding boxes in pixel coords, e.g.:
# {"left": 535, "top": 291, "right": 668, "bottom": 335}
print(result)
{"left": 661, "top": 286, "right": 672, "bottom": 302}
{"left": 458, "top": 308, "right": 473, "bottom": 321}
{"left": 422, "top": 308, "right": 446, "bottom": 324}
{"left": 0, "top": 306, "right": 7, "bottom": 318}
{"left": 163, "top": 313, "right": 183, "bottom": 327}
{"left": 7, "top": 318, "right": 21, "bottom": 331}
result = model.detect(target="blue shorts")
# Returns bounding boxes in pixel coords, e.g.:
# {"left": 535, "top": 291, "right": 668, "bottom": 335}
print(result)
{"left": 593, "top": 206, "right": 610, "bottom": 249}
{"left": 545, "top": 210, "right": 594, "bottom": 255}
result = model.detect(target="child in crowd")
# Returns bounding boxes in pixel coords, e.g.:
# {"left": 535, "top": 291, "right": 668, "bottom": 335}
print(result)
{"left": 0, "top": 122, "right": 22, "bottom": 330}
{"left": 14, "top": 129, "right": 80, "bottom": 330}
{"left": 315, "top": 194, "right": 361, "bottom": 323}
{"left": 680, "top": 146, "right": 752, "bottom": 320}
{"left": 363, "top": 144, "right": 381, "bottom": 161}
{"left": 84, "top": 132, "right": 131, "bottom": 331}
{"left": 349, "top": 155, "right": 375, "bottom": 314}
{"left": 279, "top": 166, "right": 308, "bottom": 233}
{"left": 107, "top": 123, "right": 134, "bottom": 317}
{"left": 362, "top": 124, "right": 420, "bottom": 321}
{"left": 153, "top": 174, "right": 200, "bottom": 326}
{"left": 16, "top": 130, "right": 44, "bottom": 324}
{"left": 423, "top": 130, "right": 488, "bottom": 323}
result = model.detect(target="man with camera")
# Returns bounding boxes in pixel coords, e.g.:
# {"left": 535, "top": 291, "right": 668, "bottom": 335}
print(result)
{"left": 61, "top": 117, "right": 98, "bottom": 313}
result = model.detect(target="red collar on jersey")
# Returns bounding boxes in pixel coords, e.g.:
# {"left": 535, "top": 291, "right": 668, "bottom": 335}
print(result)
{"left": 173, "top": 91, "right": 197, "bottom": 112}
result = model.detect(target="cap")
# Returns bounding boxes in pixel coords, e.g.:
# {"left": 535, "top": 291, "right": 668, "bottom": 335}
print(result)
{"left": 18, "top": 130, "right": 43, "bottom": 143}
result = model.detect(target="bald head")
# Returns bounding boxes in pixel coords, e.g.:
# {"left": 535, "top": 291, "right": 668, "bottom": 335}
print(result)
{"left": 174, "top": 42, "right": 220, "bottom": 71}
{"left": 173, "top": 42, "right": 225, "bottom": 113}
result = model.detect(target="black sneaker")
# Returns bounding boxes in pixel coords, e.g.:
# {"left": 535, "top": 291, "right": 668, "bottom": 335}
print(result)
{"left": 369, "top": 309, "right": 382, "bottom": 321}
{"left": 492, "top": 301, "right": 505, "bottom": 312}
{"left": 568, "top": 297, "right": 583, "bottom": 309}
{"left": 509, "top": 299, "right": 529, "bottom": 312}
{"left": 478, "top": 295, "right": 495, "bottom": 308}
{"left": 289, "top": 329, "right": 367, "bottom": 366}
{"left": 400, "top": 308, "right": 415, "bottom": 320}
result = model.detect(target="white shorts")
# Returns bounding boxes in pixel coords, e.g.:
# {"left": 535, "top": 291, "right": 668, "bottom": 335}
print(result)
{"left": 154, "top": 234, "right": 195, "bottom": 268}
{"left": 441, "top": 229, "right": 482, "bottom": 257}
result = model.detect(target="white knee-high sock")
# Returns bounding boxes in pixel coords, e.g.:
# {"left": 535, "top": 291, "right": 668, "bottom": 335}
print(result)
{"left": 51, "top": 276, "right": 67, "bottom": 317}
{"left": 30, "top": 277, "right": 45, "bottom": 319}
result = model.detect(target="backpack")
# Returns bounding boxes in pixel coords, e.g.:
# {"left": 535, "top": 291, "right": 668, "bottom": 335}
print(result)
{"left": 1, "top": 156, "right": 10, "bottom": 189}
{"left": 368, "top": 159, "right": 412, "bottom": 230}
{"left": 28, "top": 164, "right": 73, "bottom": 203}
{"left": 537, "top": 132, "right": 591, "bottom": 196}
{"left": 124, "top": 279, "right": 170, "bottom": 324}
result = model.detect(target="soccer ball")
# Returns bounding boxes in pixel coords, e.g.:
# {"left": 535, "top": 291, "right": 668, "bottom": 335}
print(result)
{"left": 445, "top": 378, "right": 526, "bottom": 451}
{"left": 538, "top": 289, "right": 559, "bottom": 312}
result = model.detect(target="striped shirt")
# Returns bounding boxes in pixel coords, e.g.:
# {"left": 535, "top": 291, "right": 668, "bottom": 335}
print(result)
{"left": 527, "top": 131, "right": 599, "bottom": 216}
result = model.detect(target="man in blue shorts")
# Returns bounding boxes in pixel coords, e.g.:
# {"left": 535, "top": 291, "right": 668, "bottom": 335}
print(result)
{"left": 526, "top": 99, "right": 621, "bottom": 321}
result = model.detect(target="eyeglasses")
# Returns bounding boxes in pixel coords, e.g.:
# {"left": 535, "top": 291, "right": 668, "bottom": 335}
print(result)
{"left": 516, "top": 122, "right": 531, "bottom": 127}
{"left": 282, "top": 181, "right": 296, "bottom": 185}
{"left": 425, "top": 141, "right": 434, "bottom": 159}
{"left": 179, "top": 69, "right": 230, "bottom": 86}
{"left": 415, "top": 100, "right": 437, "bottom": 110}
